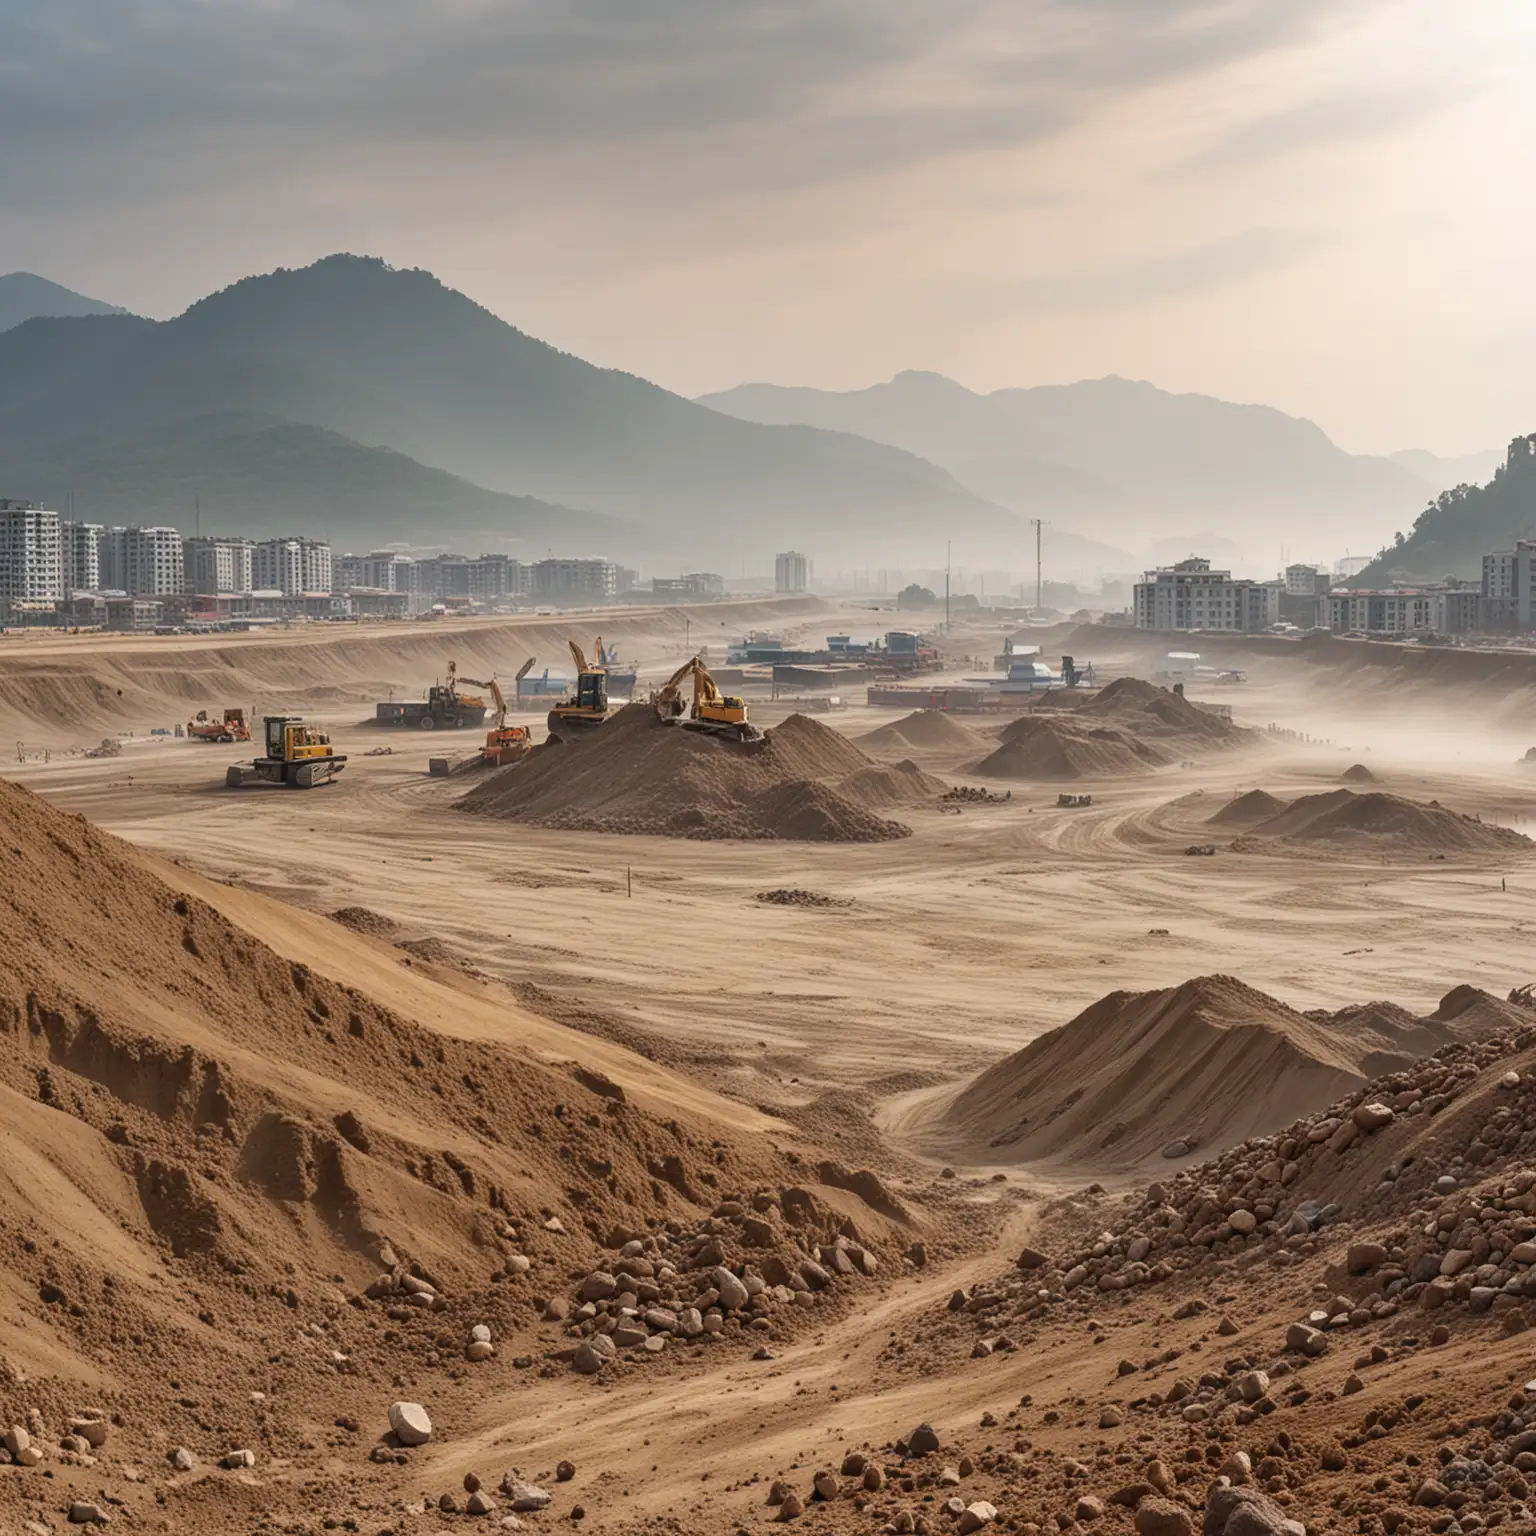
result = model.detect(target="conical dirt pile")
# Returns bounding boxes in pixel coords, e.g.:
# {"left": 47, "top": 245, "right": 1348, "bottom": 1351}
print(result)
{"left": 971, "top": 715, "right": 1167, "bottom": 781}
{"left": 858, "top": 710, "right": 978, "bottom": 754}
{"left": 459, "top": 703, "right": 911, "bottom": 841}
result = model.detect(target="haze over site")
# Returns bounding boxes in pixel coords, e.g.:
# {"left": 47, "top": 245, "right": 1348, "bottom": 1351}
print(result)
{"left": 5, "top": 1, "right": 1534, "bottom": 456}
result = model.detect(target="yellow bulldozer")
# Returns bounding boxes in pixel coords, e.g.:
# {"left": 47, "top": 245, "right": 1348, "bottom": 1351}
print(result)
{"left": 651, "top": 656, "right": 761, "bottom": 742}
{"left": 226, "top": 717, "right": 347, "bottom": 789}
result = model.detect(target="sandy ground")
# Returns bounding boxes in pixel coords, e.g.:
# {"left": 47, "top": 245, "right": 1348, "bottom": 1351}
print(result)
{"left": 10, "top": 604, "right": 1536, "bottom": 1532}
{"left": 11, "top": 608, "right": 1536, "bottom": 1166}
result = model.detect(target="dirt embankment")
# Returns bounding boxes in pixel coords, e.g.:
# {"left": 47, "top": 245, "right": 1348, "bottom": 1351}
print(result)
{"left": 458, "top": 702, "right": 937, "bottom": 841}
{"left": 0, "top": 596, "right": 824, "bottom": 745}
{"left": 0, "top": 770, "right": 931, "bottom": 1533}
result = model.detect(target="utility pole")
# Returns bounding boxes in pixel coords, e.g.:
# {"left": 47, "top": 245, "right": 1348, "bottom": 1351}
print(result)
{"left": 1029, "top": 519, "right": 1047, "bottom": 613}
{"left": 945, "top": 541, "right": 951, "bottom": 634}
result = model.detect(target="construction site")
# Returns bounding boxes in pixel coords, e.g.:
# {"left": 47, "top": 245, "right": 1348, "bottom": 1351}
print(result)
{"left": 9, "top": 596, "right": 1536, "bottom": 1535}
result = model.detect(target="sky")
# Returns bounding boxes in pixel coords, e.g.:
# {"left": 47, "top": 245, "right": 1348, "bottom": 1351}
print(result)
{"left": 3, "top": 0, "right": 1534, "bottom": 456}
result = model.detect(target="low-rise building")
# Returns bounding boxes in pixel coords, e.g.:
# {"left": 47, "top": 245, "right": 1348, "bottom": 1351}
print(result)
{"left": 1324, "top": 585, "right": 1483, "bottom": 635}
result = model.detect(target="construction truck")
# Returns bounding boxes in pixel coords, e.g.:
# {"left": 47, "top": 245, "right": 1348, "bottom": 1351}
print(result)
{"left": 651, "top": 656, "right": 761, "bottom": 742}
{"left": 226, "top": 717, "right": 347, "bottom": 789}
{"left": 547, "top": 639, "right": 613, "bottom": 735}
{"left": 375, "top": 661, "right": 489, "bottom": 730}
{"left": 187, "top": 708, "right": 251, "bottom": 743}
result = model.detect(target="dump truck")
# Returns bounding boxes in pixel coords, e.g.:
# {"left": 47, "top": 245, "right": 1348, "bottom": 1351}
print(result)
{"left": 226, "top": 717, "right": 347, "bottom": 789}
{"left": 375, "top": 661, "right": 488, "bottom": 730}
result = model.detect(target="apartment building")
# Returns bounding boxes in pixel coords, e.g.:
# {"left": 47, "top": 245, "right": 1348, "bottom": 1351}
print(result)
{"left": 1132, "top": 557, "right": 1280, "bottom": 632}
{"left": 184, "top": 536, "right": 254, "bottom": 594}
{"left": 0, "top": 500, "right": 63, "bottom": 612}
{"left": 61, "top": 519, "right": 104, "bottom": 593}
{"left": 775, "top": 551, "right": 809, "bottom": 595}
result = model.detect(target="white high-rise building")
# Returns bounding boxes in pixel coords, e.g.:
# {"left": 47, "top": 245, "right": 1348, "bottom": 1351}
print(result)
{"left": 185, "top": 536, "right": 254, "bottom": 594}
{"left": 299, "top": 538, "right": 332, "bottom": 595}
{"left": 254, "top": 537, "right": 331, "bottom": 595}
{"left": 0, "top": 500, "right": 64, "bottom": 610}
{"left": 121, "top": 526, "right": 185, "bottom": 597}
{"left": 62, "top": 520, "right": 104, "bottom": 593}
{"left": 775, "top": 551, "right": 809, "bottom": 594}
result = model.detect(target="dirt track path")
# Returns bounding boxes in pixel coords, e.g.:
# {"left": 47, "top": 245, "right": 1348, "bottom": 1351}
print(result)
{"left": 431, "top": 1200, "right": 1042, "bottom": 1525}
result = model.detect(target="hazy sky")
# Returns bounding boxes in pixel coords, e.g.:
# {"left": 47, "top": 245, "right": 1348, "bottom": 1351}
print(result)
{"left": 3, "top": 0, "right": 1533, "bottom": 455}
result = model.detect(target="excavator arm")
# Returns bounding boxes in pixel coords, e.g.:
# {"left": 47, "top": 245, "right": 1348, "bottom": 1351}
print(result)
{"left": 568, "top": 640, "right": 591, "bottom": 676}
{"left": 459, "top": 676, "right": 507, "bottom": 730}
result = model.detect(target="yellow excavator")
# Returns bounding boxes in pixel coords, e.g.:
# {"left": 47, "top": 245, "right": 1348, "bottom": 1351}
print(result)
{"left": 226, "top": 717, "right": 346, "bottom": 789}
{"left": 651, "top": 656, "right": 761, "bottom": 742}
{"left": 547, "top": 637, "right": 612, "bottom": 735}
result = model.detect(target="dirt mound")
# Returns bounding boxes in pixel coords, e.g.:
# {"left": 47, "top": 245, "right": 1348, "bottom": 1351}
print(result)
{"left": 837, "top": 759, "right": 949, "bottom": 809}
{"left": 858, "top": 710, "right": 978, "bottom": 753}
{"left": 328, "top": 905, "right": 398, "bottom": 937}
{"left": 458, "top": 702, "right": 909, "bottom": 841}
{"left": 1427, "top": 982, "right": 1536, "bottom": 1035}
{"left": 1252, "top": 789, "right": 1530, "bottom": 855}
{"left": 1077, "top": 674, "right": 1248, "bottom": 745}
{"left": 938, "top": 976, "right": 1387, "bottom": 1167}
{"left": 971, "top": 715, "right": 1167, "bottom": 781}
{"left": 0, "top": 773, "right": 909, "bottom": 1532}
{"left": 754, "top": 889, "right": 852, "bottom": 909}
{"left": 1207, "top": 788, "right": 1287, "bottom": 826}
{"left": 1341, "top": 761, "right": 1377, "bottom": 782}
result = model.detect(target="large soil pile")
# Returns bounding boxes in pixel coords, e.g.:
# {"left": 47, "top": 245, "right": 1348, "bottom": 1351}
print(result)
{"left": 916, "top": 999, "right": 1536, "bottom": 1536}
{"left": 0, "top": 775, "right": 910, "bottom": 1533}
{"left": 971, "top": 715, "right": 1167, "bottom": 781}
{"left": 1076, "top": 675, "right": 1249, "bottom": 746}
{"left": 1249, "top": 788, "right": 1530, "bottom": 856}
{"left": 858, "top": 710, "right": 978, "bottom": 754}
{"left": 1207, "top": 788, "right": 1287, "bottom": 825}
{"left": 938, "top": 976, "right": 1385, "bottom": 1166}
{"left": 458, "top": 703, "right": 921, "bottom": 841}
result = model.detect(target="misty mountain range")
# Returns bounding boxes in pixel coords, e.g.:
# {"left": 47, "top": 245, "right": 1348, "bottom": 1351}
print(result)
{"left": 0, "top": 258, "right": 1512, "bottom": 575}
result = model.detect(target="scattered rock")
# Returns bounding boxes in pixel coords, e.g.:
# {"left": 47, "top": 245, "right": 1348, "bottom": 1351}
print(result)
{"left": 388, "top": 1401, "right": 433, "bottom": 1447}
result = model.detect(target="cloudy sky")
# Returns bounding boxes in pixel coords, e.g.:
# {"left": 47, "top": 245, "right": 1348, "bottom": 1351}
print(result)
{"left": 3, "top": 0, "right": 1533, "bottom": 454}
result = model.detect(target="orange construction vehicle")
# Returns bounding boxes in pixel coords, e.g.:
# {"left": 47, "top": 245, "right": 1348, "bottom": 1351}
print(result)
{"left": 459, "top": 672, "right": 531, "bottom": 766}
{"left": 187, "top": 708, "right": 251, "bottom": 743}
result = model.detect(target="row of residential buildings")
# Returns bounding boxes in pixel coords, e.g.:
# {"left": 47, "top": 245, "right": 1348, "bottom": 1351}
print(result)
{"left": 1133, "top": 550, "right": 1533, "bottom": 637}
{"left": 0, "top": 500, "right": 768, "bottom": 627}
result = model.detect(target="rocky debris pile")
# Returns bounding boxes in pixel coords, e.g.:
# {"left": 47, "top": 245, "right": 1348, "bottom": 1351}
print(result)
{"left": 941, "top": 786, "right": 1010, "bottom": 804}
{"left": 327, "top": 905, "right": 400, "bottom": 937}
{"left": 760, "top": 1420, "right": 1322, "bottom": 1535}
{"left": 458, "top": 703, "right": 913, "bottom": 841}
{"left": 754, "top": 889, "right": 853, "bottom": 909}
{"left": 946, "top": 1015, "right": 1536, "bottom": 1361}
{"left": 556, "top": 1193, "right": 884, "bottom": 1373}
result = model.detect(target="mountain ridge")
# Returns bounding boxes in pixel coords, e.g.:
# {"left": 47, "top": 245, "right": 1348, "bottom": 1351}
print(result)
{"left": 0, "top": 271, "right": 128, "bottom": 332}
{"left": 699, "top": 370, "right": 1432, "bottom": 564}
{"left": 0, "top": 255, "right": 1015, "bottom": 562}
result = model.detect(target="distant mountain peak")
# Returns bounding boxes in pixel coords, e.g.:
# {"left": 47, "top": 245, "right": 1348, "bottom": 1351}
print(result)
{"left": 0, "top": 272, "right": 127, "bottom": 332}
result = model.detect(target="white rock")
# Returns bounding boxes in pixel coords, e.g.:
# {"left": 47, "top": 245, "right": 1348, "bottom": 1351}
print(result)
{"left": 388, "top": 1401, "right": 433, "bottom": 1447}
{"left": 471, "top": 1324, "right": 493, "bottom": 1344}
